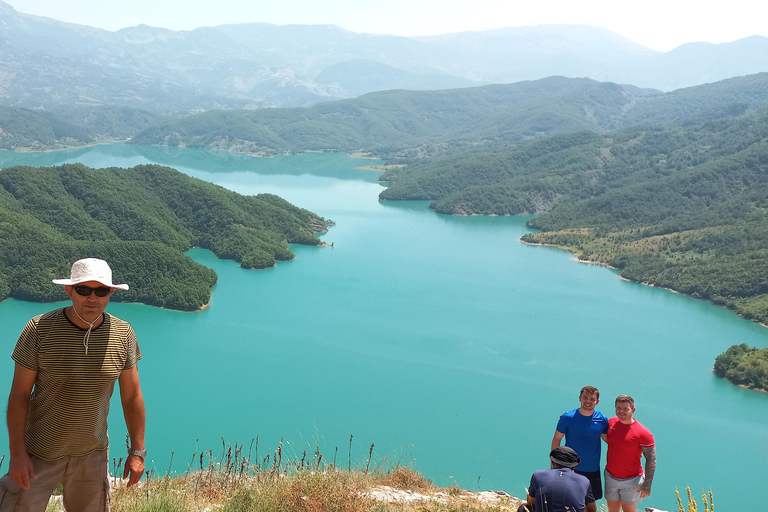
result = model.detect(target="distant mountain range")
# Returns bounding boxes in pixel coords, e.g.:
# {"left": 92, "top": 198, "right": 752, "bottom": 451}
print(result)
{"left": 5, "top": 73, "right": 768, "bottom": 154}
{"left": 125, "top": 73, "right": 768, "bottom": 158}
{"left": 128, "top": 77, "right": 661, "bottom": 155}
{"left": 2, "top": 0, "right": 768, "bottom": 111}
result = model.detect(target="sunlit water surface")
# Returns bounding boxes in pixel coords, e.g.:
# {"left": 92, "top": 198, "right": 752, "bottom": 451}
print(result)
{"left": 0, "top": 144, "right": 766, "bottom": 510}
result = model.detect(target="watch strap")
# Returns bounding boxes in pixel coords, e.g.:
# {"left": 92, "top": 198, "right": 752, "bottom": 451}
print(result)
{"left": 129, "top": 448, "right": 147, "bottom": 459}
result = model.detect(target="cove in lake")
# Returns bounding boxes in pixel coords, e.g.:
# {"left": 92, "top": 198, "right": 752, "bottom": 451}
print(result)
{"left": 1, "top": 143, "right": 767, "bottom": 511}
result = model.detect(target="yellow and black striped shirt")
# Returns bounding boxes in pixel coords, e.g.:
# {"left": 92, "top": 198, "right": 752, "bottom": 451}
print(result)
{"left": 12, "top": 308, "right": 142, "bottom": 460}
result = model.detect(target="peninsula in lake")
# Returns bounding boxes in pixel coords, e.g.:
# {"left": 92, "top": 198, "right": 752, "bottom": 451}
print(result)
{"left": 0, "top": 163, "right": 329, "bottom": 310}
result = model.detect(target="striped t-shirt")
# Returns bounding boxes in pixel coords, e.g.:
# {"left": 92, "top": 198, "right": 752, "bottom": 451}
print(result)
{"left": 12, "top": 308, "right": 142, "bottom": 460}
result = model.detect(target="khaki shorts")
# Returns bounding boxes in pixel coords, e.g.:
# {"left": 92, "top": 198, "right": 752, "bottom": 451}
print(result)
{"left": 0, "top": 449, "right": 110, "bottom": 512}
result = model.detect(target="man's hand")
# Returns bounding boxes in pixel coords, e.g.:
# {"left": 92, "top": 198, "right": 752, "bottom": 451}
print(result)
{"left": 119, "top": 364, "right": 146, "bottom": 488}
{"left": 638, "top": 483, "right": 652, "bottom": 498}
{"left": 7, "top": 364, "right": 38, "bottom": 489}
{"left": 123, "top": 454, "right": 145, "bottom": 487}
{"left": 9, "top": 451, "right": 36, "bottom": 489}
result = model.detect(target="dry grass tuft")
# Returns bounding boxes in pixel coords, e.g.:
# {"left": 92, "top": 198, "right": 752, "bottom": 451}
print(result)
{"left": 373, "top": 467, "right": 437, "bottom": 493}
{"left": 676, "top": 486, "right": 714, "bottom": 512}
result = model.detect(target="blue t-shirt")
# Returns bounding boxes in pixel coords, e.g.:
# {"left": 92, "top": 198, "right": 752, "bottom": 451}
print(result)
{"left": 529, "top": 467, "right": 595, "bottom": 512}
{"left": 556, "top": 408, "right": 609, "bottom": 472}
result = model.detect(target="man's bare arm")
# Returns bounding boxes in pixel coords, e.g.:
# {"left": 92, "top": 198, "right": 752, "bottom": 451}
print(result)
{"left": 6, "top": 363, "right": 37, "bottom": 488}
{"left": 639, "top": 445, "right": 657, "bottom": 497}
{"left": 586, "top": 501, "right": 597, "bottom": 512}
{"left": 119, "top": 364, "right": 146, "bottom": 488}
{"left": 551, "top": 430, "right": 565, "bottom": 451}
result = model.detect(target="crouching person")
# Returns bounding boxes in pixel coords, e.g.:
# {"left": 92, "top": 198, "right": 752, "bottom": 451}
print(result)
{"left": 518, "top": 446, "right": 597, "bottom": 512}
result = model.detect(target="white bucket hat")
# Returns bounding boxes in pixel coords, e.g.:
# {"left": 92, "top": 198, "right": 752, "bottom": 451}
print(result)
{"left": 52, "top": 258, "right": 129, "bottom": 290}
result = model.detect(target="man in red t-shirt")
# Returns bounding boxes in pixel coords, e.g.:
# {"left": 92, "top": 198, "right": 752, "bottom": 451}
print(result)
{"left": 602, "top": 395, "right": 656, "bottom": 512}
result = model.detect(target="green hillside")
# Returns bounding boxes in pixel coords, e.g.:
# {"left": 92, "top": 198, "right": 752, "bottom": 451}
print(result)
{"left": 45, "top": 106, "right": 164, "bottom": 140}
{"left": 522, "top": 111, "right": 768, "bottom": 324}
{"left": 379, "top": 131, "right": 605, "bottom": 214}
{"left": 10, "top": 73, "right": 768, "bottom": 157}
{"left": 129, "top": 73, "right": 768, "bottom": 159}
{"left": 0, "top": 105, "right": 164, "bottom": 149}
{"left": 129, "top": 77, "right": 659, "bottom": 155}
{"left": 0, "top": 106, "right": 92, "bottom": 149}
{"left": 382, "top": 108, "right": 768, "bottom": 324}
{"left": 615, "top": 72, "right": 768, "bottom": 128}
{"left": 0, "top": 163, "right": 329, "bottom": 310}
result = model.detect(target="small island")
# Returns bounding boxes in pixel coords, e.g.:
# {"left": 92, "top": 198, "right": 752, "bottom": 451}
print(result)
{"left": 714, "top": 344, "right": 768, "bottom": 392}
{"left": 0, "top": 163, "right": 330, "bottom": 311}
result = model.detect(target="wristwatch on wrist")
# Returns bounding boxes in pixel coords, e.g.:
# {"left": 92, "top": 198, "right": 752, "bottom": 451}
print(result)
{"left": 129, "top": 448, "right": 147, "bottom": 459}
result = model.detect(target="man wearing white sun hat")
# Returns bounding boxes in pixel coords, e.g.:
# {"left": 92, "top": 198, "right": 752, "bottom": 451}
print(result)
{"left": 0, "top": 258, "right": 146, "bottom": 512}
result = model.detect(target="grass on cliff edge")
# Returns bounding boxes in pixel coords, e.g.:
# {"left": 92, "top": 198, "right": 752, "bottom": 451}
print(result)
{"left": 39, "top": 440, "right": 522, "bottom": 512}
{"left": 96, "top": 466, "right": 523, "bottom": 512}
{"left": 22, "top": 438, "right": 712, "bottom": 512}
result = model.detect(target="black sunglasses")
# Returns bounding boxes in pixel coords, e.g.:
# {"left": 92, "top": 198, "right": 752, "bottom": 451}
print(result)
{"left": 73, "top": 285, "right": 112, "bottom": 297}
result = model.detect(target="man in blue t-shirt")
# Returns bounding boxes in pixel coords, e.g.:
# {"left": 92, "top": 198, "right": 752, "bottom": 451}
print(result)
{"left": 551, "top": 386, "right": 609, "bottom": 499}
{"left": 517, "top": 446, "right": 597, "bottom": 512}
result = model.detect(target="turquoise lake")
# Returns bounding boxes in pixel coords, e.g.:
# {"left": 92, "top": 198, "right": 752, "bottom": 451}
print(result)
{"left": 1, "top": 143, "right": 766, "bottom": 510}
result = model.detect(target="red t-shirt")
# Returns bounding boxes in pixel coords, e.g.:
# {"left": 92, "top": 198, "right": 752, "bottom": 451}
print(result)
{"left": 606, "top": 417, "right": 655, "bottom": 479}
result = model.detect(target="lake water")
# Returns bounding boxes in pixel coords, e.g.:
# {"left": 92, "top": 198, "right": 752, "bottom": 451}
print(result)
{"left": 1, "top": 143, "right": 766, "bottom": 511}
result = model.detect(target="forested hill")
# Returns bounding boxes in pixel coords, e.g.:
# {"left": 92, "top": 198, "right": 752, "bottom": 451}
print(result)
{"left": 129, "top": 73, "right": 768, "bottom": 158}
{"left": 0, "top": 163, "right": 329, "bottom": 310}
{"left": 0, "top": 105, "right": 162, "bottom": 150}
{"left": 8, "top": 73, "right": 768, "bottom": 154}
{"left": 523, "top": 111, "right": 768, "bottom": 325}
{"left": 380, "top": 106, "right": 768, "bottom": 324}
{"left": 0, "top": 106, "right": 92, "bottom": 150}
{"left": 128, "top": 77, "right": 659, "bottom": 156}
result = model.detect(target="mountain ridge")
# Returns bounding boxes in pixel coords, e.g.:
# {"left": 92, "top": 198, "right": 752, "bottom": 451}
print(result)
{"left": 128, "top": 74, "right": 768, "bottom": 159}
{"left": 1, "top": 0, "right": 767, "bottom": 110}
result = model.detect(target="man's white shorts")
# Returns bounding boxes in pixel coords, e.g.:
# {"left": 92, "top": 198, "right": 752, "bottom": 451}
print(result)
{"left": 604, "top": 469, "right": 644, "bottom": 505}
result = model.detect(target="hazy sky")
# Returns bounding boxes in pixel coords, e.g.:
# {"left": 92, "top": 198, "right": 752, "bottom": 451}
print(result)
{"left": 8, "top": 0, "right": 768, "bottom": 52}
